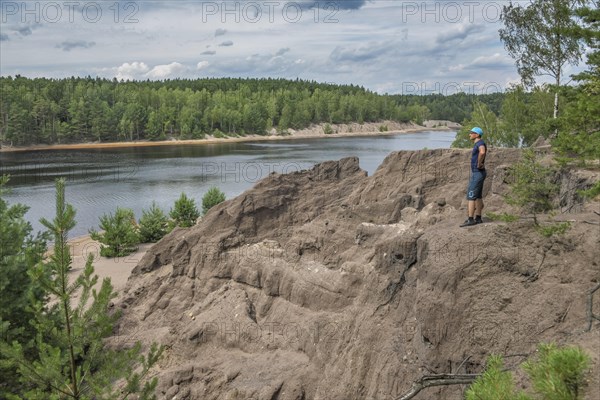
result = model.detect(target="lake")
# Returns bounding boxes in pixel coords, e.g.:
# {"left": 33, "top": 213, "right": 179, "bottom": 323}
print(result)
{"left": 0, "top": 131, "right": 456, "bottom": 238}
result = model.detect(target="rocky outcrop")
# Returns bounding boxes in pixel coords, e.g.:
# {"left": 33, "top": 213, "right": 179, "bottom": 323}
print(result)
{"left": 114, "top": 149, "right": 600, "bottom": 400}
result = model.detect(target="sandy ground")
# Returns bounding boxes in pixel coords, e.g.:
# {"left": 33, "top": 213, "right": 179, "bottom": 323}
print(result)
{"left": 60, "top": 235, "right": 153, "bottom": 300}
{"left": 0, "top": 121, "right": 455, "bottom": 153}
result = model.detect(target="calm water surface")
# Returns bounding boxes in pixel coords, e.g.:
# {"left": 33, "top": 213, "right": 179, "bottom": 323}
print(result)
{"left": 1, "top": 131, "right": 456, "bottom": 237}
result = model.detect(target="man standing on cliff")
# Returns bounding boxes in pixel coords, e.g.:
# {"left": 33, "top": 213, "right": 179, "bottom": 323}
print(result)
{"left": 460, "top": 127, "right": 487, "bottom": 227}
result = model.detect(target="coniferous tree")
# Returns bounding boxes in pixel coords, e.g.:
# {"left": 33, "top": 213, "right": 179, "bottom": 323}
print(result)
{"left": 170, "top": 192, "right": 200, "bottom": 228}
{"left": 466, "top": 355, "right": 531, "bottom": 400}
{"left": 506, "top": 149, "right": 559, "bottom": 225}
{"left": 523, "top": 343, "right": 590, "bottom": 399}
{"left": 202, "top": 187, "right": 226, "bottom": 215}
{"left": 1, "top": 178, "right": 163, "bottom": 399}
{"left": 0, "top": 77, "right": 424, "bottom": 146}
{"left": 90, "top": 208, "right": 140, "bottom": 257}
{"left": 138, "top": 202, "right": 170, "bottom": 243}
{"left": 0, "top": 176, "right": 49, "bottom": 397}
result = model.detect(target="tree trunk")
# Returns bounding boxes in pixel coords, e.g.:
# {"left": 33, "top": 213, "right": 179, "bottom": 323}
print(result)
{"left": 554, "top": 70, "right": 560, "bottom": 120}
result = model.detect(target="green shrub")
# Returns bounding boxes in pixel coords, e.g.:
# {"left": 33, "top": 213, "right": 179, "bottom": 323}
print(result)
{"left": 90, "top": 208, "right": 140, "bottom": 257}
{"left": 202, "top": 187, "right": 226, "bottom": 215}
{"left": 467, "top": 344, "right": 590, "bottom": 400}
{"left": 323, "top": 124, "right": 334, "bottom": 135}
{"left": 213, "top": 129, "right": 226, "bottom": 139}
{"left": 506, "top": 149, "right": 558, "bottom": 224}
{"left": 578, "top": 180, "right": 600, "bottom": 199}
{"left": 170, "top": 192, "right": 200, "bottom": 228}
{"left": 523, "top": 343, "right": 590, "bottom": 400}
{"left": 379, "top": 125, "right": 388, "bottom": 132}
{"left": 138, "top": 202, "right": 170, "bottom": 243}
{"left": 192, "top": 130, "right": 206, "bottom": 140}
{"left": 466, "top": 355, "right": 531, "bottom": 400}
{"left": 553, "top": 131, "right": 600, "bottom": 167}
{"left": 503, "top": 149, "right": 580, "bottom": 237}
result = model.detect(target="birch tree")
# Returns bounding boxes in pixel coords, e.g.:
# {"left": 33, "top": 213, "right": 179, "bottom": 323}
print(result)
{"left": 499, "top": 0, "right": 587, "bottom": 119}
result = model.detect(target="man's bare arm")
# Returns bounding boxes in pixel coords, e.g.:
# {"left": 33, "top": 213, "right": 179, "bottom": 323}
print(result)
{"left": 477, "top": 145, "right": 486, "bottom": 169}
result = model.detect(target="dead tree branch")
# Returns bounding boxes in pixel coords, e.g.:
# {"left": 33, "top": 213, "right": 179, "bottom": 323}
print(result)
{"left": 455, "top": 356, "right": 471, "bottom": 374}
{"left": 395, "top": 374, "right": 479, "bottom": 400}
{"left": 586, "top": 283, "right": 600, "bottom": 331}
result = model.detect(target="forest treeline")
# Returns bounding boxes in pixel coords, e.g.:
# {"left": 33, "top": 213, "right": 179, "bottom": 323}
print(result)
{"left": 0, "top": 76, "right": 504, "bottom": 146}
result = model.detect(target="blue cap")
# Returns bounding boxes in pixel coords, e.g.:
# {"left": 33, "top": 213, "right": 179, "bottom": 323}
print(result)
{"left": 471, "top": 127, "right": 484, "bottom": 136}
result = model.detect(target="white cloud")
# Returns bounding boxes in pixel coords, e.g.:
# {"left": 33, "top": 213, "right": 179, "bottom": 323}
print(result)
{"left": 197, "top": 61, "right": 210, "bottom": 70}
{"left": 146, "top": 62, "right": 187, "bottom": 79}
{"left": 115, "top": 62, "right": 150, "bottom": 81}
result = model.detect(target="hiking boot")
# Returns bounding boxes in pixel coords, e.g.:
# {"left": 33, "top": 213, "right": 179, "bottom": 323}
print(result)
{"left": 475, "top": 218, "right": 483, "bottom": 224}
{"left": 460, "top": 219, "right": 477, "bottom": 227}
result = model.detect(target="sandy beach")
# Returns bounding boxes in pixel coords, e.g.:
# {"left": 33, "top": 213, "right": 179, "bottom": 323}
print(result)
{"left": 58, "top": 235, "right": 153, "bottom": 299}
{"left": 0, "top": 121, "right": 456, "bottom": 153}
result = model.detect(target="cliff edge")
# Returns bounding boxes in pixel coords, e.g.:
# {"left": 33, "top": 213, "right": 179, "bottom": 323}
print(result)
{"left": 113, "top": 148, "right": 600, "bottom": 400}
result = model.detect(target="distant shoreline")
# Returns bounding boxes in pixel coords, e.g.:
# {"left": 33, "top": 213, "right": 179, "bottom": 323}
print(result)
{"left": 0, "top": 123, "right": 456, "bottom": 153}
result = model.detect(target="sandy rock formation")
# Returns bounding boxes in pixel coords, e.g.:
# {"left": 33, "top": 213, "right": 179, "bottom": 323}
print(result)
{"left": 114, "top": 149, "right": 599, "bottom": 400}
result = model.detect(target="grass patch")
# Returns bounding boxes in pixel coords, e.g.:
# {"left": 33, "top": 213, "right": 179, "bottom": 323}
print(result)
{"left": 486, "top": 212, "right": 519, "bottom": 223}
{"left": 535, "top": 221, "right": 571, "bottom": 238}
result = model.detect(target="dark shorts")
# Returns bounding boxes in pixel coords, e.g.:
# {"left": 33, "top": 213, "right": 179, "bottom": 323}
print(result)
{"left": 467, "top": 170, "right": 486, "bottom": 200}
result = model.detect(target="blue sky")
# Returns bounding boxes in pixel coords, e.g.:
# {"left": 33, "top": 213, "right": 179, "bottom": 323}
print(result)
{"left": 0, "top": 1, "right": 581, "bottom": 94}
